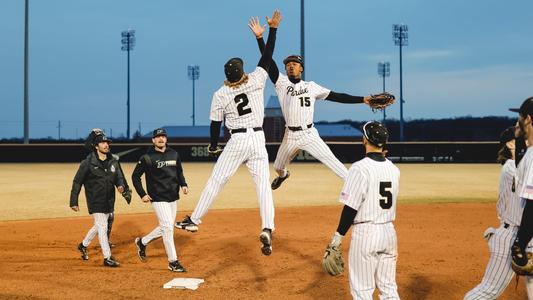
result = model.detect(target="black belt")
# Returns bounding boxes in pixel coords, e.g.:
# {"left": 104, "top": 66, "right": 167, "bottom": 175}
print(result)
{"left": 288, "top": 124, "right": 313, "bottom": 131}
{"left": 230, "top": 127, "right": 262, "bottom": 134}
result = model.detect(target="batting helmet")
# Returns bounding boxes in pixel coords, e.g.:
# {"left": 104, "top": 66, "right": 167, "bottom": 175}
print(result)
{"left": 283, "top": 55, "right": 304, "bottom": 69}
{"left": 224, "top": 57, "right": 244, "bottom": 83}
{"left": 362, "top": 121, "right": 388, "bottom": 148}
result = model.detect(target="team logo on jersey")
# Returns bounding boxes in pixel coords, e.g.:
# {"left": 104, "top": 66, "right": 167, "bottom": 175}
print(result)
{"left": 286, "top": 86, "right": 308, "bottom": 96}
{"left": 110, "top": 165, "right": 115, "bottom": 173}
{"left": 156, "top": 160, "right": 177, "bottom": 168}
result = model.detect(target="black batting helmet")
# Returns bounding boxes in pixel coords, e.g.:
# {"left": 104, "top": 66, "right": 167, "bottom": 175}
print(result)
{"left": 362, "top": 121, "right": 389, "bottom": 148}
{"left": 283, "top": 55, "right": 304, "bottom": 69}
{"left": 224, "top": 57, "right": 244, "bottom": 83}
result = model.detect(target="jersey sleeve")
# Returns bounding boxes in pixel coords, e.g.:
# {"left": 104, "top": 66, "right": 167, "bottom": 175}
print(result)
{"left": 250, "top": 67, "right": 268, "bottom": 87}
{"left": 339, "top": 164, "right": 368, "bottom": 210}
{"left": 310, "top": 81, "right": 331, "bottom": 100}
{"left": 274, "top": 73, "right": 289, "bottom": 103}
{"left": 520, "top": 160, "right": 533, "bottom": 200}
{"left": 209, "top": 92, "right": 224, "bottom": 122}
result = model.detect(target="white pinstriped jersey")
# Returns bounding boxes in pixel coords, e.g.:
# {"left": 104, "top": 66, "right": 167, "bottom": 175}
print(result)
{"left": 497, "top": 159, "right": 524, "bottom": 226}
{"left": 210, "top": 67, "right": 268, "bottom": 130}
{"left": 340, "top": 157, "right": 400, "bottom": 224}
{"left": 274, "top": 73, "right": 330, "bottom": 127}
{"left": 518, "top": 146, "right": 533, "bottom": 201}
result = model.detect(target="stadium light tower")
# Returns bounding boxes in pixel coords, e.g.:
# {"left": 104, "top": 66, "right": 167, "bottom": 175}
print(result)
{"left": 23, "top": 0, "right": 29, "bottom": 144}
{"left": 188, "top": 65, "right": 200, "bottom": 126}
{"left": 377, "top": 62, "right": 390, "bottom": 122}
{"left": 121, "top": 29, "right": 135, "bottom": 139}
{"left": 300, "top": 0, "right": 305, "bottom": 80}
{"left": 393, "top": 24, "right": 408, "bottom": 142}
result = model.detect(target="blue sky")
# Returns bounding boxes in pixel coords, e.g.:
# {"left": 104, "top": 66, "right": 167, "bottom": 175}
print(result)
{"left": 1, "top": 0, "right": 532, "bottom": 139}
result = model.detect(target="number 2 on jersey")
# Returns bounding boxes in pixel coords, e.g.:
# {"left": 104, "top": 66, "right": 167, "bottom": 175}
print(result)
{"left": 234, "top": 93, "right": 252, "bottom": 116}
{"left": 379, "top": 181, "right": 393, "bottom": 209}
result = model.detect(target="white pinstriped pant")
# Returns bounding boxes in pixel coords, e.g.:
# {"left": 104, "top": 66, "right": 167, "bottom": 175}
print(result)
{"left": 273, "top": 127, "right": 348, "bottom": 180}
{"left": 82, "top": 213, "right": 111, "bottom": 259}
{"left": 349, "top": 222, "right": 399, "bottom": 300}
{"left": 141, "top": 200, "right": 178, "bottom": 262}
{"left": 464, "top": 224, "right": 533, "bottom": 299}
{"left": 191, "top": 130, "right": 275, "bottom": 230}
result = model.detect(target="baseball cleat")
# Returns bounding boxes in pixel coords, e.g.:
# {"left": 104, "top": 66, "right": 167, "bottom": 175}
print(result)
{"left": 271, "top": 170, "right": 290, "bottom": 190}
{"left": 168, "top": 260, "right": 186, "bottom": 272}
{"left": 103, "top": 256, "right": 120, "bottom": 267}
{"left": 135, "top": 237, "right": 147, "bottom": 262}
{"left": 77, "top": 243, "right": 89, "bottom": 260}
{"left": 175, "top": 215, "right": 198, "bottom": 232}
{"left": 259, "top": 229, "right": 273, "bottom": 256}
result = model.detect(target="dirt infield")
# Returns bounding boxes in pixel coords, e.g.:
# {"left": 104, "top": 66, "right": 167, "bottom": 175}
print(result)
{"left": 0, "top": 203, "right": 528, "bottom": 299}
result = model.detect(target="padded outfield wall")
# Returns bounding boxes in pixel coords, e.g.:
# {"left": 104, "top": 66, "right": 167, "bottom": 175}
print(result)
{"left": 0, "top": 142, "right": 499, "bottom": 163}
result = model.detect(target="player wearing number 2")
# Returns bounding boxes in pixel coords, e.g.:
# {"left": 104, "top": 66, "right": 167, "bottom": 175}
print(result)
{"left": 248, "top": 17, "right": 382, "bottom": 190}
{"left": 176, "top": 10, "right": 282, "bottom": 256}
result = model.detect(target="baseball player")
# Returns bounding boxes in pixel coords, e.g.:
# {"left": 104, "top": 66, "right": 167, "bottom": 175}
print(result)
{"left": 131, "top": 128, "right": 189, "bottom": 272}
{"left": 510, "top": 97, "right": 533, "bottom": 286}
{"left": 176, "top": 10, "right": 281, "bottom": 256}
{"left": 248, "top": 18, "right": 383, "bottom": 190}
{"left": 70, "top": 134, "right": 126, "bottom": 267}
{"left": 83, "top": 128, "right": 132, "bottom": 248}
{"left": 325, "top": 121, "right": 400, "bottom": 299}
{"left": 464, "top": 126, "right": 533, "bottom": 299}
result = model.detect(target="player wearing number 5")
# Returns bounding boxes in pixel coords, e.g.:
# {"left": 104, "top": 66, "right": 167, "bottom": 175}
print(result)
{"left": 323, "top": 121, "right": 400, "bottom": 299}
{"left": 176, "top": 10, "right": 282, "bottom": 256}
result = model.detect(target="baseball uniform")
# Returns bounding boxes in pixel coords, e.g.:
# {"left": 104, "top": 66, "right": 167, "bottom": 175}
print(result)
{"left": 340, "top": 153, "right": 401, "bottom": 300}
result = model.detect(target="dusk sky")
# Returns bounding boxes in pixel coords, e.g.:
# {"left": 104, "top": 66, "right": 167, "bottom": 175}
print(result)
{"left": 1, "top": 0, "right": 532, "bottom": 139}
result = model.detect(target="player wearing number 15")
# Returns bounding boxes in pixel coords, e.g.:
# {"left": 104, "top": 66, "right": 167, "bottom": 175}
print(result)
{"left": 176, "top": 10, "right": 282, "bottom": 256}
{"left": 323, "top": 121, "right": 400, "bottom": 299}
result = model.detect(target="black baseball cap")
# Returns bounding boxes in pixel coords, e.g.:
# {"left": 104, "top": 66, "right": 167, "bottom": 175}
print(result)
{"left": 509, "top": 96, "right": 533, "bottom": 116}
{"left": 224, "top": 57, "right": 244, "bottom": 83}
{"left": 362, "top": 121, "right": 389, "bottom": 148}
{"left": 94, "top": 135, "right": 111, "bottom": 144}
{"left": 152, "top": 128, "right": 167, "bottom": 138}
{"left": 283, "top": 55, "right": 304, "bottom": 68}
{"left": 499, "top": 126, "right": 516, "bottom": 145}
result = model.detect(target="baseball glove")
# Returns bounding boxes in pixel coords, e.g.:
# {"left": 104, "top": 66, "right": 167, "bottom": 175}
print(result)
{"left": 512, "top": 246, "right": 533, "bottom": 276}
{"left": 207, "top": 145, "right": 223, "bottom": 157}
{"left": 368, "top": 92, "right": 395, "bottom": 112}
{"left": 322, "top": 244, "right": 344, "bottom": 276}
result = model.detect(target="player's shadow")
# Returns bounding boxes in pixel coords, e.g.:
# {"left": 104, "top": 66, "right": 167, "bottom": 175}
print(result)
{"left": 404, "top": 274, "right": 433, "bottom": 300}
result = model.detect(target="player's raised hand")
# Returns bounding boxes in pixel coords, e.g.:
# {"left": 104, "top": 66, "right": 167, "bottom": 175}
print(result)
{"left": 248, "top": 17, "right": 265, "bottom": 38}
{"left": 266, "top": 9, "right": 282, "bottom": 28}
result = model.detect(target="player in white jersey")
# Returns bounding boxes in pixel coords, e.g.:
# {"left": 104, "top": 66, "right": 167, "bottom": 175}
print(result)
{"left": 324, "top": 121, "right": 400, "bottom": 299}
{"left": 464, "top": 126, "right": 533, "bottom": 299}
{"left": 248, "top": 18, "right": 385, "bottom": 190}
{"left": 510, "top": 97, "right": 533, "bottom": 294}
{"left": 175, "top": 10, "right": 282, "bottom": 256}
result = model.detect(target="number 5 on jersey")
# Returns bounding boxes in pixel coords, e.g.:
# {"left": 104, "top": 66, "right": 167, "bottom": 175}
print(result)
{"left": 234, "top": 93, "right": 252, "bottom": 116}
{"left": 379, "top": 181, "right": 393, "bottom": 209}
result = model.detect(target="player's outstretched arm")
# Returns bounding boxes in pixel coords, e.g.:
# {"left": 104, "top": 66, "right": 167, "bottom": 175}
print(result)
{"left": 248, "top": 17, "right": 279, "bottom": 84}
{"left": 325, "top": 91, "right": 366, "bottom": 104}
{"left": 257, "top": 10, "right": 282, "bottom": 73}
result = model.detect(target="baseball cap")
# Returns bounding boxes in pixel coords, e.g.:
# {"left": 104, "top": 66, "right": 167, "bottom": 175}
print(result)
{"left": 283, "top": 55, "right": 304, "bottom": 68}
{"left": 509, "top": 96, "right": 533, "bottom": 116}
{"left": 224, "top": 57, "right": 244, "bottom": 83}
{"left": 152, "top": 128, "right": 167, "bottom": 138}
{"left": 362, "top": 121, "right": 389, "bottom": 148}
{"left": 499, "top": 126, "right": 516, "bottom": 145}
{"left": 94, "top": 135, "right": 112, "bottom": 144}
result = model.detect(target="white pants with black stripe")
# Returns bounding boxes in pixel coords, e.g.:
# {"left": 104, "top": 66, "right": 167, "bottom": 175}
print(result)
{"left": 273, "top": 127, "right": 348, "bottom": 180}
{"left": 349, "top": 222, "right": 399, "bottom": 300}
{"left": 141, "top": 200, "right": 178, "bottom": 262}
{"left": 464, "top": 224, "right": 533, "bottom": 299}
{"left": 191, "top": 130, "right": 275, "bottom": 230}
{"left": 82, "top": 213, "right": 111, "bottom": 259}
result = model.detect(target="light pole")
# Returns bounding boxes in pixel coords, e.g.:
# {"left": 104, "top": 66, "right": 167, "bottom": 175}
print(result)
{"left": 393, "top": 24, "right": 408, "bottom": 141}
{"left": 300, "top": 0, "right": 305, "bottom": 80}
{"left": 377, "top": 62, "right": 390, "bottom": 122}
{"left": 188, "top": 65, "right": 200, "bottom": 126}
{"left": 23, "top": 0, "right": 29, "bottom": 144}
{"left": 121, "top": 29, "right": 135, "bottom": 139}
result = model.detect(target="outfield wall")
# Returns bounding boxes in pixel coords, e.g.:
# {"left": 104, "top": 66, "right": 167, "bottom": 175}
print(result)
{"left": 0, "top": 142, "right": 499, "bottom": 163}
